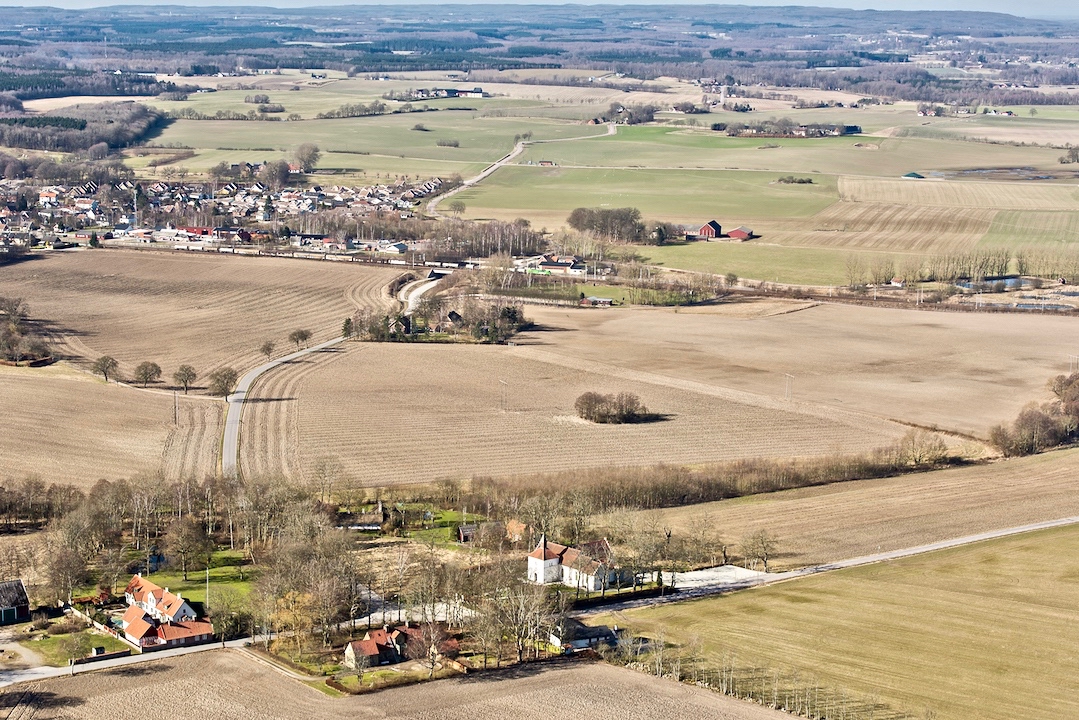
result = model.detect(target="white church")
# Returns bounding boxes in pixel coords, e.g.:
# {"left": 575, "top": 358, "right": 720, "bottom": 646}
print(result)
{"left": 527, "top": 536, "right": 620, "bottom": 591}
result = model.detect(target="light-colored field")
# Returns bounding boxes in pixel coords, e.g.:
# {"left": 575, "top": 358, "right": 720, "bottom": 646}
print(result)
{"left": 778, "top": 201, "right": 995, "bottom": 253}
{"left": 978, "top": 209, "right": 1079, "bottom": 247}
{"left": 839, "top": 175, "right": 1079, "bottom": 209}
{"left": 0, "top": 362, "right": 220, "bottom": 485}
{"left": 10, "top": 650, "right": 786, "bottom": 719}
{"left": 522, "top": 300, "right": 1075, "bottom": 438}
{"left": 601, "top": 523, "right": 1079, "bottom": 720}
{"left": 241, "top": 341, "right": 905, "bottom": 485}
{"left": 0, "top": 250, "right": 400, "bottom": 384}
{"left": 606, "top": 447, "right": 1079, "bottom": 569}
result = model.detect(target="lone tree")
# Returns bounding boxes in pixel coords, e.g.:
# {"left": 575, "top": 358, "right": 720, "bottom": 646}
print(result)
{"left": 208, "top": 367, "right": 240, "bottom": 397}
{"left": 91, "top": 355, "right": 119, "bottom": 383}
{"left": 259, "top": 340, "right": 276, "bottom": 361}
{"left": 448, "top": 200, "right": 466, "bottom": 218}
{"left": 574, "top": 391, "right": 650, "bottom": 424}
{"left": 293, "top": 142, "right": 321, "bottom": 173}
{"left": 342, "top": 317, "right": 354, "bottom": 339}
{"left": 288, "top": 329, "right": 313, "bottom": 349}
{"left": 173, "top": 364, "right": 197, "bottom": 394}
{"left": 163, "top": 516, "right": 214, "bottom": 582}
{"left": 740, "top": 529, "right": 779, "bottom": 572}
{"left": 134, "top": 361, "right": 162, "bottom": 387}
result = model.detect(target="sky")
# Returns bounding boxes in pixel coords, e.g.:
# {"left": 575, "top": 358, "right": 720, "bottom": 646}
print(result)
{"left": 0, "top": 0, "right": 1074, "bottom": 20}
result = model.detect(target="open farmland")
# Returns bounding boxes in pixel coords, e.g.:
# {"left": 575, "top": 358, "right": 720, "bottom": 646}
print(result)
{"left": 0, "top": 250, "right": 401, "bottom": 385}
{"left": 0, "top": 363, "right": 220, "bottom": 485}
{"left": 239, "top": 341, "right": 905, "bottom": 485}
{"left": 838, "top": 175, "right": 1079, "bottom": 209}
{"left": 599, "top": 523, "right": 1079, "bottom": 720}
{"left": 523, "top": 301, "right": 1077, "bottom": 438}
{"left": 453, "top": 167, "right": 838, "bottom": 227}
{"left": 602, "top": 447, "right": 1079, "bottom": 569}
{"left": 6, "top": 651, "right": 787, "bottom": 720}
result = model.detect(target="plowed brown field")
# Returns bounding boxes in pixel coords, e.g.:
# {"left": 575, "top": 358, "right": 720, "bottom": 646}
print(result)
{"left": 1, "top": 250, "right": 400, "bottom": 384}
{"left": 0, "top": 363, "right": 220, "bottom": 485}
{"left": 243, "top": 341, "right": 906, "bottom": 485}
{"left": 9, "top": 650, "right": 787, "bottom": 720}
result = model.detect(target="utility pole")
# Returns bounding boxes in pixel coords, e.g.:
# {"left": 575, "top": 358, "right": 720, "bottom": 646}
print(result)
{"left": 499, "top": 379, "right": 507, "bottom": 411}
{"left": 174, "top": 390, "right": 179, "bottom": 426}
{"left": 784, "top": 374, "right": 794, "bottom": 402}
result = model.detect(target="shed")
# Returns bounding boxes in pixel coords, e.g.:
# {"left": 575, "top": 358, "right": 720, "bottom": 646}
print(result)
{"left": 727, "top": 226, "right": 754, "bottom": 241}
{"left": 902, "top": 172, "right": 925, "bottom": 179}
{"left": 0, "top": 580, "right": 30, "bottom": 625}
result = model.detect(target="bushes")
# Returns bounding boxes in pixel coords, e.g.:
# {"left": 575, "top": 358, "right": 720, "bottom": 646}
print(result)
{"left": 989, "top": 373, "right": 1079, "bottom": 456}
{"left": 575, "top": 391, "right": 651, "bottom": 424}
{"left": 436, "top": 138, "right": 460, "bottom": 147}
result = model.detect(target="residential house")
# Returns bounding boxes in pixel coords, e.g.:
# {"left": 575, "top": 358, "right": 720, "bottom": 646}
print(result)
{"left": 527, "top": 536, "right": 621, "bottom": 591}
{"left": 343, "top": 623, "right": 457, "bottom": 669}
{"left": 121, "top": 574, "right": 213, "bottom": 650}
{"left": 550, "top": 618, "right": 618, "bottom": 652}
{"left": 0, "top": 580, "right": 30, "bottom": 625}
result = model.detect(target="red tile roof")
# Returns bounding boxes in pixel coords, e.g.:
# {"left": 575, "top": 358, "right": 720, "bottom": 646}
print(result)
{"left": 349, "top": 639, "right": 381, "bottom": 659}
{"left": 121, "top": 605, "right": 147, "bottom": 626}
{"left": 125, "top": 574, "right": 163, "bottom": 604}
{"left": 125, "top": 618, "right": 155, "bottom": 641}
{"left": 157, "top": 620, "right": 213, "bottom": 642}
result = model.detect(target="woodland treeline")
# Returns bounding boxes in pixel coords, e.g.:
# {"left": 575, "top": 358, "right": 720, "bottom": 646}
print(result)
{"left": 0, "top": 102, "right": 165, "bottom": 152}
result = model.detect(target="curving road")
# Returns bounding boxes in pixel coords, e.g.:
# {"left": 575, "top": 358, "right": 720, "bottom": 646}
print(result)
{"left": 426, "top": 122, "right": 616, "bottom": 219}
{"left": 220, "top": 276, "right": 444, "bottom": 478}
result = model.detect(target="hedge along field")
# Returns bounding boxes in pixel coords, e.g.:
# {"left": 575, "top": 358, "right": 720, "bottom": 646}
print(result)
{"left": 597, "top": 523, "right": 1079, "bottom": 720}
{"left": 148, "top": 112, "right": 608, "bottom": 166}
{"left": 451, "top": 166, "right": 839, "bottom": 226}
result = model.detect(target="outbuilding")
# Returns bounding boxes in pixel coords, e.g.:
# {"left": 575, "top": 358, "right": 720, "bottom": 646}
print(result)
{"left": 697, "top": 220, "right": 723, "bottom": 239}
{"left": 0, "top": 580, "right": 29, "bottom": 625}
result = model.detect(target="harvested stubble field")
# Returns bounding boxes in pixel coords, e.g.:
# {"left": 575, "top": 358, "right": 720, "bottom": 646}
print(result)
{"left": 603, "top": 447, "right": 1079, "bottom": 570}
{"left": 839, "top": 175, "right": 1079, "bottom": 209}
{"left": 240, "top": 341, "right": 905, "bottom": 485}
{"left": 0, "top": 363, "right": 221, "bottom": 485}
{"left": 599, "top": 523, "right": 1079, "bottom": 720}
{"left": 523, "top": 300, "right": 1077, "bottom": 438}
{"left": 8, "top": 650, "right": 787, "bottom": 719}
{"left": 0, "top": 250, "right": 400, "bottom": 385}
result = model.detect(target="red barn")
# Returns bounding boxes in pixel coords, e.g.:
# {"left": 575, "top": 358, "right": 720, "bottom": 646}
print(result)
{"left": 728, "top": 226, "right": 754, "bottom": 241}
{"left": 697, "top": 220, "right": 723, "bottom": 238}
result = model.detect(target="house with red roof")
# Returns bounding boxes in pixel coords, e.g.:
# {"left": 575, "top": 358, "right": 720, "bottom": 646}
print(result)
{"left": 121, "top": 574, "right": 213, "bottom": 650}
{"left": 527, "top": 536, "right": 620, "bottom": 591}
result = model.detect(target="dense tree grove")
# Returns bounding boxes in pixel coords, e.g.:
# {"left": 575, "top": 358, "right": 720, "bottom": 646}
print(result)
{"left": 989, "top": 373, "right": 1079, "bottom": 456}
{"left": 0, "top": 102, "right": 165, "bottom": 153}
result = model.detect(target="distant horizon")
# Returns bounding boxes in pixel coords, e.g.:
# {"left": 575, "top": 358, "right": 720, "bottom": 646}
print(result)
{"left": 0, "top": 0, "right": 1075, "bottom": 21}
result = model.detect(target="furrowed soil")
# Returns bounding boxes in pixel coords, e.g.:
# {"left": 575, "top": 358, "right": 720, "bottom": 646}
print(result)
{"left": 0, "top": 362, "right": 220, "bottom": 485}
{"left": 241, "top": 341, "right": 906, "bottom": 485}
{"left": 522, "top": 300, "right": 1076, "bottom": 438}
{"left": 0, "top": 250, "right": 401, "bottom": 384}
{"left": 8, "top": 650, "right": 788, "bottom": 720}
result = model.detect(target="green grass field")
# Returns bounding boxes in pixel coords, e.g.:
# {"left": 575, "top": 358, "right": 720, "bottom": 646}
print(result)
{"left": 634, "top": 241, "right": 893, "bottom": 286}
{"left": 453, "top": 167, "right": 839, "bottom": 226}
{"left": 978, "top": 210, "right": 1079, "bottom": 248}
{"left": 596, "top": 524, "right": 1079, "bottom": 720}
{"left": 134, "top": 549, "right": 256, "bottom": 605}
{"left": 22, "top": 629, "right": 131, "bottom": 667}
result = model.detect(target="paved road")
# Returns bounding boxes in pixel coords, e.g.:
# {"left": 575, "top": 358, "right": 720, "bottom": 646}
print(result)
{"left": 220, "top": 276, "right": 443, "bottom": 477}
{"left": 220, "top": 338, "right": 346, "bottom": 477}
{"left": 425, "top": 123, "right": 616, "bottom": 218}
{"left": 578, "top": 514, "right": 1079, "bottom": 615}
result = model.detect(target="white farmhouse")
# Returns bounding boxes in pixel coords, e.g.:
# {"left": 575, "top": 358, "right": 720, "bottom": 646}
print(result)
{"left": 527, "top": 536, "right": 621, "bottom": 591}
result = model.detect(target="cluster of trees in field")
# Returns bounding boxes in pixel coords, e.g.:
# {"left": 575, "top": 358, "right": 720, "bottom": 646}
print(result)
{"left": 575, "top": 391, "right": 653, "bottom": 424}
{"left": 600, "top": 102, "right": 656, "bottom": 125}
{"left": 348, "top": 297, "right": 529, "bottom": 344}
{"left": 0, "top": 102, "right": 165, "bottom": 152}
{"left": 166, "top": 107, "right": 286, "bottom": 121}
{"left": 989, "top": 373, "right": 1079, "bottom": 457}
{"left": 0, "top": 297, "right": 51, "bottom": 365}
{"left": 566, "top": 206, "right": 686, "bottom": 246}
{"left": 315, "top": 100, "right": 387, "bottom": 119}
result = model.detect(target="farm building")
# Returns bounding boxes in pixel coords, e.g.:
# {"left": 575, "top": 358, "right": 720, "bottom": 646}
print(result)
{"left": 580, "top": 296, "right": 613, "bottom": 307}
{"left": 121, "top": 574, "right": 213, "bottom": 650}
{"left": 550, "top": 618, "right": 619, "bottom": 652}
{"left": 344, "top": 623, "right": 458, "bottom": 669}
{"left": 0, "top": 580, "right": 30, "bottom": 625}
{"left": 727, "top": 226, "right": 754, "bottom": 241}
{"left": 527, "top": 536, "right": 622, "bottom": 591}
{"left": 697, "top": 220, "right": 723, "bottom": 239}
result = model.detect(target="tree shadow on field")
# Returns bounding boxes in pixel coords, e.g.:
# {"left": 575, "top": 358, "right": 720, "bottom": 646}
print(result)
{"left": 244, "top": 396, "right": 296, "bottom": 404}
{"left": 509, "top": 323, "right": 575, "bottom": 346}
{"left": 0, "top": 689, "right": 84, "bottom": 712}
{"left": 455, "top": 655, "right": 584, "bottom": 685}
{"left": 108, "top": 660, "right": 172, "bottom": 677}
